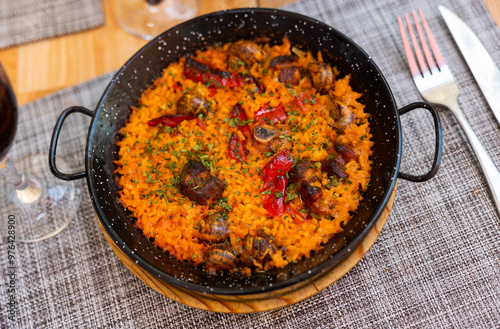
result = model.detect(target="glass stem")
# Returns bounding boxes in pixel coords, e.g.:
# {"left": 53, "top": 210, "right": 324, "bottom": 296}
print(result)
{"left": 1, "top": 157, "right": 25, "bottom": 188}
{"left": 0, "top": 158, "right": 43, "bottom": 204}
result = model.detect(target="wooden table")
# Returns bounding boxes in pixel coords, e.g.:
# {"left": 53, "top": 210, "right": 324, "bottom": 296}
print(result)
{"left": 1, "top": 0, "right": 499, "bottom": 106}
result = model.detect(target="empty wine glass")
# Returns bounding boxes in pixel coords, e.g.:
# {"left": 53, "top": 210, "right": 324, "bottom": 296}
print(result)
{"left": 114, "top": 0, "right": 201, "bottom": 40}
{"left": 0, "top": 62, "right": 82, "bottom": 242}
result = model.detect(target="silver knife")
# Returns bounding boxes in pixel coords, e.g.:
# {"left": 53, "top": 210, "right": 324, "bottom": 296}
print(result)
{"left": 439, "top": 5, "right": 500, "bottom": 125}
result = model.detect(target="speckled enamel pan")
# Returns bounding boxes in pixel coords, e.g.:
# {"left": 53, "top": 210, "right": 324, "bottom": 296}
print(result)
{"left": 49, "top": 8, "right": 443, "bottom": 295}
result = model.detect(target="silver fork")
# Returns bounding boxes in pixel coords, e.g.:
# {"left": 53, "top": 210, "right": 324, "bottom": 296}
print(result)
{"left": 398, "top": 9, "right": 500, "bottom": 213}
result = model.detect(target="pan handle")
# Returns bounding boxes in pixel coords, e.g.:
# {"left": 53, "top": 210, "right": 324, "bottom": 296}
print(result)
{"left": 397, "top": 101, "right": 443, "bottom": 182}
{"left": 49, "top": 106, "right": 93, "bottom": 181}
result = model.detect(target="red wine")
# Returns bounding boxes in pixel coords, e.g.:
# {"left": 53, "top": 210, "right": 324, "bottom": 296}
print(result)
{"left": 0, "top": 66, "right": 18, "bottom": 161}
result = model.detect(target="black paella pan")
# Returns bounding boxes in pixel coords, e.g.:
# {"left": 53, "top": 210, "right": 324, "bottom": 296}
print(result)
{"left": 49, "top": 8, "right": 442, "bottom": 295}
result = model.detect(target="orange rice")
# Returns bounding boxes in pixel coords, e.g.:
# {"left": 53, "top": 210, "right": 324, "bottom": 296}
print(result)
{"left": 115, "top": 37, "right": 373, "bottom": 274}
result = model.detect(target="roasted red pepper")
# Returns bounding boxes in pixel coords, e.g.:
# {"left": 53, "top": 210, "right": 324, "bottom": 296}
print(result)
{"left": 147, "top": 114, "right": 195, "bottom": 128}
{"left": 228, "top": 132, "right": 247, "bottom": 162}
{"left": 184, "top": 58, "right": 263, "bottom": 91}
{"left": 261, "top": 149, "right": 294, "bottom": 216}
{"left": 254, "top": 103, "right": 288, "bottom": 125}
{"left": 261, "top": 149, "right": 294, "bottom": 188}
{"left": 231, "top": 104, "right": 252, "bottom": 139}
{"left": 262, "top": 176, "right": 287, "bottom": 217}
{"left": 184, "top": 58, "right": 232, "bottom": 87}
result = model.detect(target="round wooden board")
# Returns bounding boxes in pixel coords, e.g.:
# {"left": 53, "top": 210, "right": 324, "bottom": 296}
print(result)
{"left": 98, "top": 183, "right": 397, "bottom": 313}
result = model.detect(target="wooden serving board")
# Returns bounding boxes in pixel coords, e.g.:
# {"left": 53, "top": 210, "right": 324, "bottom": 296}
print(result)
{"left": 98, "top": 184, "right": 396, "bottom": 313}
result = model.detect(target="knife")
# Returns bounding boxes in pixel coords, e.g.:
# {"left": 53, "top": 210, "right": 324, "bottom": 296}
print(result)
{"left": 439, "top": 5, "right": 500, "bottom": 126}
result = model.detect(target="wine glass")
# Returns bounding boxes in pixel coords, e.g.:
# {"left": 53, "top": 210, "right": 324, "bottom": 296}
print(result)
{"left": 0, "top": 62, "right": 82, "bottom": 243}
{"left": 114, "top": 0, "right": 201, "bottom": 40}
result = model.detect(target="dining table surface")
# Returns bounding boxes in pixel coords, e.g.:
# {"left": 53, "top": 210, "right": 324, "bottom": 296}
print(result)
{"left": 0, "top": 0, "right": 499, "bottom": 107}
{"left": 1, "top": 0, "right": 500, "bottom": 328}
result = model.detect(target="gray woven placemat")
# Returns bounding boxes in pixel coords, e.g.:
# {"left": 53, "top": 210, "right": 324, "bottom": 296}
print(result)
{"left": 0, "top": 0, "right": 104, "bottom": 49}
{"left": 0, "top": 0, "right": 499, "bottom": 328}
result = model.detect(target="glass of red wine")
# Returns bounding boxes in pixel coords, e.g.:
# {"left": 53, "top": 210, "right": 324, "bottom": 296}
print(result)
{"left": 0, "top": 61, "right": 82, "bottom": 242}
{"left": 114, "top": 0, "right": 201, "bottom": 40}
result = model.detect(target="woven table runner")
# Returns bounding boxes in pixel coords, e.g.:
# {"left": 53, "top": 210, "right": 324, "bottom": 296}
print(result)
{"left": 1, "top": 0, "right": 499, "bottom": 327}
{"left": 0, "top": 0, "right": 104, "bottom": 49}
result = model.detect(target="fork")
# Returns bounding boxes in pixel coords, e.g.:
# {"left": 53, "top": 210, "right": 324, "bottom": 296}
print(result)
{"left": 398, "top": 9, "right": 500, "bottom": 213}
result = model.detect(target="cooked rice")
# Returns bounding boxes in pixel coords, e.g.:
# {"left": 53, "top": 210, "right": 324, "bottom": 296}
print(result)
{"left": 115, "top": 37, "right": 373, "bottom": 274}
